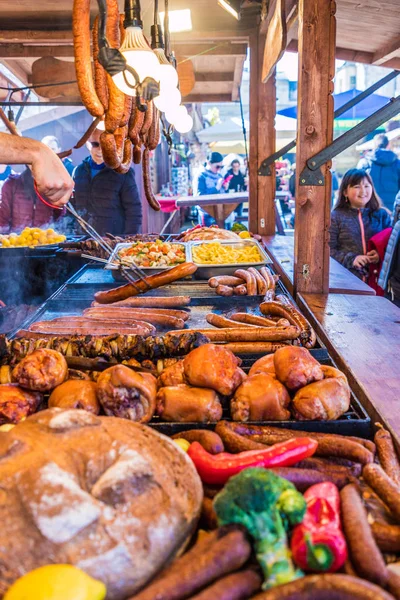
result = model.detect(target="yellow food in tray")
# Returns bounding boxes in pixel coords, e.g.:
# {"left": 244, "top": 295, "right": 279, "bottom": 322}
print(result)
{"left": 192, "top": 241, "right": 262, "bottom": 265}
{"left": 0, "top": 227, "right": 66, "bottom": 248}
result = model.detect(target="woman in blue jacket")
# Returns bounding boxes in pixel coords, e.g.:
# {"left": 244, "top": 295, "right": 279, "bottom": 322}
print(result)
{"left": 329, "top": 169, "right": 391, "bottom": 279}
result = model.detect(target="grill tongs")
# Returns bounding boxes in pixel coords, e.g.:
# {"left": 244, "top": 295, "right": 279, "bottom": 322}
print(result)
{"left": 65, "top": 203, "right": 151, "bottom": 293}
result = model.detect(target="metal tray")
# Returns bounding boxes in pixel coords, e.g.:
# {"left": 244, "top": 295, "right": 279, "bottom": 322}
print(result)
{"left": 149, "top": 349, "right": 372, "bottom": 439}
{"left": 14, "top": 265, "right": 372, "bottom": 439}
{"left": 189, "top": 239, "right": 271, "bottom": 279}
{"left": 105, "top": 241, "right": 190, "bottom": 281}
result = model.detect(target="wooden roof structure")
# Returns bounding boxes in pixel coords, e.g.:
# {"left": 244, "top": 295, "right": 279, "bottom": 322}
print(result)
{"left": 0, "top": 0, "right": 399, "bottom": 105}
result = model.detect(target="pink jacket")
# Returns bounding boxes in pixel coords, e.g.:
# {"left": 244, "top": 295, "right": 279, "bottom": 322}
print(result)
{"left": 0, "top": 169, "right": 63, "bottom": 233}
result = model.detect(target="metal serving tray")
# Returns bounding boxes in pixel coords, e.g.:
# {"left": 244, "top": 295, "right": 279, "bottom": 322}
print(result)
{"left": 105, "top": 241, "right": 190, "bottom": 281}
{"left": 189, "top": 239, "right": 271, "bottom": 279}
{"left": 150, "top": 348, "right": 372, "bottom": 439}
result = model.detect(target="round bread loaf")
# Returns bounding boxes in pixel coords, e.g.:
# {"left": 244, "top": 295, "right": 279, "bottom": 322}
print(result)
{"left": 0, "top": 408, "right": 203, "bottom": 599}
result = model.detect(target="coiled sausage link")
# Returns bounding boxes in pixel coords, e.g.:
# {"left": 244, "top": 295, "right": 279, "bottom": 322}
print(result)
{"left": 92, "top": 16, "right": 109, "bottom": 111}
{"left": 72, "top": 0, "right": 105, "bottom": 117}
{"left": 104, "top": 0, "right": 125, "bottom": 133}
{"left": 115, "top": 139, "right": 133, "bottom": 174}
{"left": 100, "top": 132, "right": 121, "bottom": 170}
{"left": 143, "top": 147, "right": 160, "bottom": 211}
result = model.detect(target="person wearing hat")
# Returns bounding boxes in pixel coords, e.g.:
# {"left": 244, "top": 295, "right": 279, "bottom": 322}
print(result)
{"left": 196, "top": 151, "right": 228, "bottom": 226}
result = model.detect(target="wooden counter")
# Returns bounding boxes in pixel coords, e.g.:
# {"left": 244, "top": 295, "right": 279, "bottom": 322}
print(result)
{"left": 298, "top": 293, "right": 400, "bottom": 443}
{"left": 262, "top": 235, "right": 376, "bottom": 296}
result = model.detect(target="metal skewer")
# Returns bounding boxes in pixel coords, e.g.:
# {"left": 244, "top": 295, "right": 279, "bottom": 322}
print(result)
{"left": 66, "top": 203, "right": 152, "bottom": 292}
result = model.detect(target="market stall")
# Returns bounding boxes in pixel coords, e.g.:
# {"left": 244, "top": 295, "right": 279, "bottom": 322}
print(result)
{"left": 1, "top": 0, "right": 400, "bottom": 599}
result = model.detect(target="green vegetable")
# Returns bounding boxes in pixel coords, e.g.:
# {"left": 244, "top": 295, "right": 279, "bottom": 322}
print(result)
{"left": 213, "top": 467, "right": 306, "bottom": 589}
{"left": 231, "top": 222, "right": 248, "bottom": 232}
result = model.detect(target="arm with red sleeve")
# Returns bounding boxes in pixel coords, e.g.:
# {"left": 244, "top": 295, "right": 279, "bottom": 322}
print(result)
{"left": 0, "top": 178, "right": 13, "bottom": 233}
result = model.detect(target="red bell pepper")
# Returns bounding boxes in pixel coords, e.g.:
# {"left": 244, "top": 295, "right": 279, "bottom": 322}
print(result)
{"left": 290, "top": 482, "right": 347, "bottom": 573}
{"left": 187, "top": 437, "right": 318, "bottom": 485}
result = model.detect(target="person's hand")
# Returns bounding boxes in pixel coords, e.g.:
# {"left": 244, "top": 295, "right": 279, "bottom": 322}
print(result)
{"left": 367, "top": 249, "right": 379, "bottom": 264}
{"left": 31, "top": 144, "right": 74, "bottom": 207}
{"left": 222, "top": 180, "right": 229, "bottom": 191}
{"left": 216, "top": 178, "right": 223, "bottom": 191}
{"left": 353, "top": 255, "right": 370, "bottom": 269}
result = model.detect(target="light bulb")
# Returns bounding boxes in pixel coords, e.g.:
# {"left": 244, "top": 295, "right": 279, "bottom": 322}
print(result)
{"left": 174, "top": 114, "right": 193, "bottom": 134}
{"left": 165, "top": 104, "right": 187, "bottom": 125}
{"left": 153, "top": 86, "right": 181, "bottom": 112}
{"left": 112, "top": 26, "right": 160, "bottom": 96}
{"left": 153, "top": 48, "right": 179, "bottom": 89}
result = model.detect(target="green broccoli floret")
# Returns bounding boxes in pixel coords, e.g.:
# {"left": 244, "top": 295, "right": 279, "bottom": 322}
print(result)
{"left": 213, "top": 468, "right": 306, "bottom": 589}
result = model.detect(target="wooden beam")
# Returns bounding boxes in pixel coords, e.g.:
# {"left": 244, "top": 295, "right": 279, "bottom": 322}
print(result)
{"left": 195, "top": 72, "right": 234, "bottom": 82}
{"left": 372, "top": 36, "right": 400, "bottom": 65}
{"left": 294, "top": 0, "right": 336, "bottom": 295}
{"left": 248, "top": 30, "right": 276, "bottom": 236}
{"left": 177, "top": 43, "right": 248, "bottom": 57}
{"left": 171, "top": 30, "right": 250, "bottom": 43}
{"left": 249, "top": 31, "right": 259, "bottom": 234}
{"left": 182, "top": 94, "right": 233, "bottom": 103}
{"left": 0, "top": 30, "right": 73, "bottom": 43}
{"left": 231, "top": 56, "right": 246, "bottom": 101}
{"left": 0, "top": 45, "right": 74, "bottom": 58}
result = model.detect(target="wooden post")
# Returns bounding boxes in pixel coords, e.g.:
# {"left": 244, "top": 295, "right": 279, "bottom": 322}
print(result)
{"left": 249, "top": 30, "right": 276, "bottom": 235}
{"left": 294, "top": 0, "right": 336, "bottom": 295}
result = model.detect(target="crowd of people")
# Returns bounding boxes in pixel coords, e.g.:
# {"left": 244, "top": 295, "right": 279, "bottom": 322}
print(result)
{"left": 0, "top": 130, "right": 142, "bottom": 236}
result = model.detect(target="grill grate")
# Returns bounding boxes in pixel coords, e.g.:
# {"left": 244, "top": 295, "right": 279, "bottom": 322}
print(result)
{"left": 15, "top": 265, "right": 371, "bottom": 438}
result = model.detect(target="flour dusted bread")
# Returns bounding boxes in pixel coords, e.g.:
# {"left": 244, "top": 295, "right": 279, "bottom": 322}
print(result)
{"left": 0, "top": 408, "right": 203, "bottom": 599}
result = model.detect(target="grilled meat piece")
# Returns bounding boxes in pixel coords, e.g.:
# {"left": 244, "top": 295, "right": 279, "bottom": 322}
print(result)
{"left": 12, "top": 349, "right": 68, "bottom": 392}
{"left": 0, "top": 384, "right": 42, "bottom": 424}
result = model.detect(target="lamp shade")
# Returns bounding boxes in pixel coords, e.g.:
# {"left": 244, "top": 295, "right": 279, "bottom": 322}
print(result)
{"left": 112, "top": 26, "right": 160, "bottom": 95}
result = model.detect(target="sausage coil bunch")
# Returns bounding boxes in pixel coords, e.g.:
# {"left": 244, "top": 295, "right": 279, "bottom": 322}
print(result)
{"left": 72, "top": 0, "right": 161, "bottom": 209}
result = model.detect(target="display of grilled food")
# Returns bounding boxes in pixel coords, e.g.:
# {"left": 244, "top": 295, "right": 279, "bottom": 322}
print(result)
{"left": 0, "top": 332, "right": 209, "bottom": 365}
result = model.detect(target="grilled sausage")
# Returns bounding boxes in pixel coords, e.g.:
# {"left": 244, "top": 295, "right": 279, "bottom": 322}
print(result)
{"left": 140, "top": 100, "right": 154, "bottom": 140}
{"left": 94, "top": 262, "right": 198, "bottom": 303}
{"left": 363, "top": 463, "right": 400, "bottom": 522}
{"left": 230, "top": 313, "right": 277, "bottom": 327}
{"left": 146, "top": 107, "right": 161, "bottom": 151}
{"left": 133, "top": 144, "right": 142, "bottom": 164}
{"left": 86, "top": 307, "right": 190, "bottom": 321}
{"left": 251, "top": 574, "right": 395, "bottom": 600}
{"left": 223, "top": 342, "right": 287, "bottom": 354}
{"left": 172, "top": 430, "right": 224, "bottom": 454}
{"left": 84, "top": 309, "right": 185, "bottom": 329}
{"left": 371, "top": 522, "right": 400, "bottom": 553}
{"left": 171, "top": 326, "right": 300, "bottom": 342}
{"left": 374, "top": 425, "right": 400, "bottom": 486}
{"left": 260, "top": 300, "right": 315, "bottom": 347}
{"left": 215, "top": 421, "right": 374, "bottom": 464}
{"left": 233, "top": 285, "right": 248, "bottom": 296}
{"left": 340, "top": 483, "right": 388, "bottom": 586}
{"left": 248, "top": 267, "right": 268, "bottom": 295}
{"left": 103, "top": 0, "right": 126, "bottom": 133}
{"left": 128, "top": 105, "right": 145, "bottom": 145}
{"left": 100, "top": 132, "right": 121, "bottom": 169}
{"left": 92, "top": 16, "right": 108, "bottom": 111}
{"left": 92, "top": 296, "right": 191, "bottom": 308}
{"left": 74, "top": 116, "right": 102, "bottom": 149}
{"left": 270, "top": 466, "right": 350, "bottom": 491}
{"left": 206, "top": 314, "right": 258, "bottom": 329}
{"left": 30, "top": 317, "right": 156, "bottom": 335}
{"left": 115, "top": 138, "right": 133, "bottom": 174}
{"left": 114, "top": 125, "right": 128, "bottom": 162}
{"left": 72, "top": 0, "right": 104, "bottom": 117}
{"left": 188, "top": 569, "right": 262, "bottom": 600}
{"left": 143, "top": 147, "right": 161, "bottom": 211}
{"left": 234, "top": 269, "right": 257, "bottom": 295}
{"left": 209, "top": 276, "right": 245, "bottom": 288}
{"left": 215, "top": 285, "right": 234, "bottom": 297}
{"left": 260, "top": 266, "right": 275, "bottom": 290}
{"left": 131, "top": 527, "right": 252, "bottom": 600}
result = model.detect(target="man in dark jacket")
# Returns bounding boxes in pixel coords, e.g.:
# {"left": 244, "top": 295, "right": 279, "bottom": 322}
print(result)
{"left": 72, "top": 129, "right": 142, "bottom": 236}
{"left": 358, "top": 134, "right": 400, "bottom": 212}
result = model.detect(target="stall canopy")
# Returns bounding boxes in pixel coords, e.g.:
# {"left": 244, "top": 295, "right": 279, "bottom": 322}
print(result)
{"left": 197, "top": 114, "right": 296, "bottom": 154}
{"left": 278, "top": 89, "right": 392, "bottom": 120}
